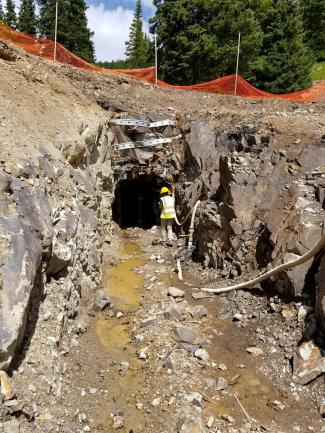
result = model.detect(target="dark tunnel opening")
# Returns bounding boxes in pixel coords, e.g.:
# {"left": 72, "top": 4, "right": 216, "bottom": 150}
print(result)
{"left": 112, "top": 173, "right": 162, "bottom": 229}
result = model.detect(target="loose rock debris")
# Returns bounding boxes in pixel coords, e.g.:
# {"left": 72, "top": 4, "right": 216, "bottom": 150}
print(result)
{"left": 0, "top": 39, "right": 325, "bottom": 433}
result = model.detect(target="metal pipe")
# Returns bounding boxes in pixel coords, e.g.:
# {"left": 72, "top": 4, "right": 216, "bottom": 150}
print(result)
{"left": 54, "top": 1, "right": 58, "bottom": 61}
{"left": 154, "top": 33, "right": 158, "bottom": 85}
{"left": 234, "top": 32, "right": 241, "bottom": 96}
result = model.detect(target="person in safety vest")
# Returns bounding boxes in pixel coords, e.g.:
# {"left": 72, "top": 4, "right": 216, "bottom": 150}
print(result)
{"left": 160, "top": 186, "right": 176, "bottom": 246}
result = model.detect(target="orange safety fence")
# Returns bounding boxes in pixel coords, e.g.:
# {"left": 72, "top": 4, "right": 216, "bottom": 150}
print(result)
{"left": 158, "top": 75, "right": 325, "bottom": 102}
{"left": 1, "top": 23, "right": 324, "bottom": 102}
{"left": 0, "top": 23, "right": 156, "bottom": 81}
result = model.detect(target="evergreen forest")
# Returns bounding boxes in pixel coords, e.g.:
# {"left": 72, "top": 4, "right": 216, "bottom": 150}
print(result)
{"left": 0, "top": 0, "right": 323, "bottom": 93}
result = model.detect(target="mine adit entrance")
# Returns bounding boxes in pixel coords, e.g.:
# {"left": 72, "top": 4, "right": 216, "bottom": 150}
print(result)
{"left": 113, "top": 170, "right": 162, "bottom": 229}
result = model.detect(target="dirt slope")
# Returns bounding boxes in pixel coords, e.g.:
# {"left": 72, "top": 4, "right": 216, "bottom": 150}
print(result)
{"left": 1, "top": 41, "right": 324, "bottom": 166}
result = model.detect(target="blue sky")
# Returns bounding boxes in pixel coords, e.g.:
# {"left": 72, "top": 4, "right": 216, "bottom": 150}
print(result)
{"left": 88, "top": 0, "right": 155, "bottom": 19}
{"left": 86, "top": 1, "right": 155, "bottom": 61}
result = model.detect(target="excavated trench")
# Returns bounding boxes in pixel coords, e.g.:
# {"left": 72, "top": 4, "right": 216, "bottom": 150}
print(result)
{"left": 89, "top": 128, "right": 325, "bottom": 430}
{"left": 95, "top": 239, "right": 146, "bottom": 431}
{"left": 2, "top": 110, "right": 325, "bottom": 433}
{"left": 2, "top": 39, "right": 325, "bottom": 433}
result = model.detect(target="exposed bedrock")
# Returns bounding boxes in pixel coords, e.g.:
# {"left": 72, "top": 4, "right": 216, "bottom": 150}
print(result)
{"left": 0, "top": 120, "right": 115, "bottom": 370}
{"left": 176, "top": 121, "right": 325, "bottom": 314}
{"left": 1, "top": 110, "right": 325, "bottom": 369}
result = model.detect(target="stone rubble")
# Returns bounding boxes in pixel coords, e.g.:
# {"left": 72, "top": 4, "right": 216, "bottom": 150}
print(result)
{"left": 0, "top": 40, "right": 325, "bottom": 433}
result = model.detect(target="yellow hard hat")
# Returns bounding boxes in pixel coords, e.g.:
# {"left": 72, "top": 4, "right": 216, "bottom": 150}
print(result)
{"left": 160, "top": 187, "right": 170, "bottom": 195}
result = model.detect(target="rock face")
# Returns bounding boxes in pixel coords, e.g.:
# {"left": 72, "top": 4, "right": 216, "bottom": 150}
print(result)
{"left": 0, "top": 179, "right": 46, "bottom": 370}
{"left": 177, "top": 122, "right": 325, "bottom": 327}
{"left": 46, "top": 238, "right": 72, "bottom": 276}
{"left": 54, "top": 139, "right": 87, "bottom": 167}
{"left": 0, "top": 121, "right": 115, "bottom": 370}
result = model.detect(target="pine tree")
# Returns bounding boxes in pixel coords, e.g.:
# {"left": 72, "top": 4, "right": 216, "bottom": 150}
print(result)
{"left": 253, "top": 0, "right": 313, "bottom": 93}
{"left": 38, "top": 0, "right": 70, "bottom": 46}
{"left": 144, "top": 34, "right": 154, "bottom": 66}
{"left": 301, "top": 0, "right": 325, "bottom": 61}
{"left": 97, "top": 59, "right": 129, "bottom": 69}
{"left": 18, "top": 0, "right": 37, "bottom": 35}
{"left": 152, "top": 0, "right": 313, "bottom": 91}
{"left": 38, "top": 0, "right": 95, "bottom": 63}
{"left": 0, "top": 1, "right": 5, "bottom": 23}
{"left": 151, "top": 0, "right": 263, "bottom": 85}
{"left": 5, "top": 0, "right": 17, "bottom": 28}
{"left": 125, "top": 0, "right": 151, "bottom": 68}
{"left": 65, "top": 0, "right": 95, "bottom": 63}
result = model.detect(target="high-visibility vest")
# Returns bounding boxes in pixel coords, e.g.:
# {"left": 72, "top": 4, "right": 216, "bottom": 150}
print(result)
{"left": 160, "top": 195, "right": 176, "bottom": 219}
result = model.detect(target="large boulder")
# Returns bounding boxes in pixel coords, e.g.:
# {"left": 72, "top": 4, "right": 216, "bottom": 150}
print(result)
{"left": 0, "top": 172, "right": 52, "bottom": 369}
{"left": 0, "top": 217, "right": 42, "bottom": 370}
{"left": 292, "top": 341, "right": 325, "bottom": 385}
{"left": 0, "top": 41, "right": 17, "bottom": 61}
{"left": 282, "top": 253, "right": 314, "bottom": 296}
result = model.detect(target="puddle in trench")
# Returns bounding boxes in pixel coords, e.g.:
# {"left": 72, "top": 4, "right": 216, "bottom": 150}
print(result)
{"left": 122, "top": 241, "right": 141, "bottom": 255}
{"left": 96, "top": 319, "right": 145, "bottom": 432}
{"left": 96, "top": 319, "right": 130, "bottom": 353}
{"left": 103, "top": 250, "right": 144, "bottom": 312}
{"left": 206, "top": 369, "right": 282, "bottom": 423}
{"left": 235, "top": 370, "right": 271, "bottom": 398}
{"left": 95, "top": 240, "right": 146, "bottom": 431}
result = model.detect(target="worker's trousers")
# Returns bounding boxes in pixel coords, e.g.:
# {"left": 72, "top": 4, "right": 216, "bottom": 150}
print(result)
{"left": 161, "top": 218, "right": 174, "bottom": 242}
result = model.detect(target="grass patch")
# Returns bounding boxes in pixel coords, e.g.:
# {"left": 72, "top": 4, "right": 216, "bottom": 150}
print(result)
{"left": 311, "top": 62, "right": 325, "bottom": 81}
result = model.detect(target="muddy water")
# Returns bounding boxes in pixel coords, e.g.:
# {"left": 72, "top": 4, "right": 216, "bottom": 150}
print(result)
{"left": 96, "top": 319, "right": 130, "bottom": 352}
{"left": 203, "top": 315, "right": 290, "bottom": 425}
{"left": 95, "top": 239, "right": 146, "bottom": 432}
{"left": 103, "top": 242, "right": 144, "bottom": 312}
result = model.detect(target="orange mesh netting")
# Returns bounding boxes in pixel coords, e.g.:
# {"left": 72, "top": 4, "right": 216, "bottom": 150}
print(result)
{"left": 0, "top": 23, "right": 156, "bottom": 81}
{"left": 1, "top": 23, "right": 324, "bottom": 102}
{"left": 158, "top": 75, "right": 325, "bottom": 102}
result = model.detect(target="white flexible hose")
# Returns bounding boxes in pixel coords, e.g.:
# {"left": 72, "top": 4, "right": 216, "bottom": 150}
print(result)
{"left": 188, "top": 200, "right": 201, "bottom": 249}
{"left": 202, "top": 234, "right": 325, "bottom": 294}
{"left": 173, "top": 199, "right": 201, "bottom": 249}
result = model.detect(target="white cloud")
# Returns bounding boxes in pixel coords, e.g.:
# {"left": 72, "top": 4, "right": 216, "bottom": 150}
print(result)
{"left": 87, "top": 2, "right": 150, "bottom": 62}
{"left": 142, "top": 0, "right": 155, "bottom": 11}
{"left": 13, "top": 0, "right": 153, "bottom": 62}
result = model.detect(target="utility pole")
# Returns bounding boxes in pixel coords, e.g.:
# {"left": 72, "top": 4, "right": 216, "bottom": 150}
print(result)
{"left": 54, "top": 1, "right": 58, "bottom": 61}
{"left": 154, "top": 33, "right": 158, "bottom": 85}
{"left": 234, "top": 32, "right": 241, "bottom": 96}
